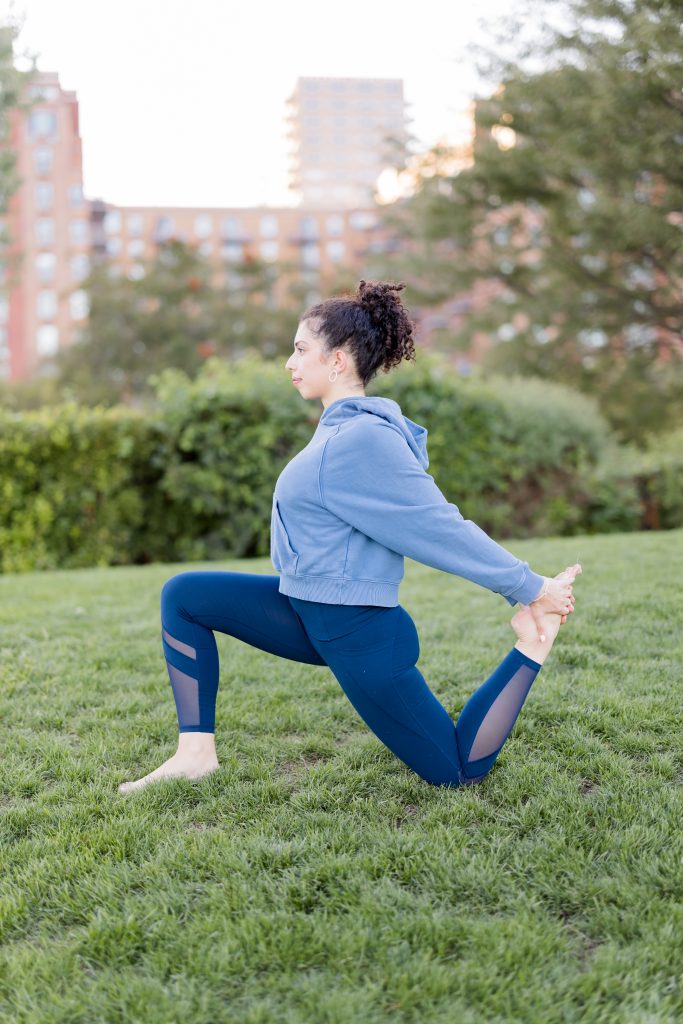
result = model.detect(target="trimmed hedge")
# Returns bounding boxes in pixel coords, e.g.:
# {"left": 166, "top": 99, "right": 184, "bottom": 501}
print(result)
{"left": 0, "top": 350, "right": 680, "bottom": 573}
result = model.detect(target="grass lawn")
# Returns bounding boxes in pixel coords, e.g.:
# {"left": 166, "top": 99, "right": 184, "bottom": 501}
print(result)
{"left": 1, "top": 528, "right": 682, "bottom": 1023}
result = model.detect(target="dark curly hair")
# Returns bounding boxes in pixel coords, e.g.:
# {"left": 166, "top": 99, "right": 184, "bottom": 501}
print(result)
{"left": 301, "top": 279, "right": 417, "bottom": 387}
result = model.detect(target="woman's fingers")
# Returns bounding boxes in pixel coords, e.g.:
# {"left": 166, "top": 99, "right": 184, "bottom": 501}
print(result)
{"left": 560, "top": 599, "right": 577, "bottom": 625}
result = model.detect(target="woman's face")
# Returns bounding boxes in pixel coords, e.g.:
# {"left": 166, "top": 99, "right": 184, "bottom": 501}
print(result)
{"left": 285, "top": 319, "right": 337, "bottom": 400}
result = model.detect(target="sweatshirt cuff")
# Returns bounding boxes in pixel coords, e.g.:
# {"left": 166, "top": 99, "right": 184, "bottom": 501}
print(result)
{"left": 502, "top": 567, "right": 546, "bottom": 607}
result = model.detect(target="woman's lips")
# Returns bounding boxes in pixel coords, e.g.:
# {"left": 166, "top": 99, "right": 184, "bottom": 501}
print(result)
{"left": 292, "top": 378, "right": 302, "bottom": 384}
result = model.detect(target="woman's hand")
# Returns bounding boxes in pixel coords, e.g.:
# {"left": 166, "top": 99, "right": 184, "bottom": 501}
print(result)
{"left": 521, "top": 564, "right": 582, "bottom": 642}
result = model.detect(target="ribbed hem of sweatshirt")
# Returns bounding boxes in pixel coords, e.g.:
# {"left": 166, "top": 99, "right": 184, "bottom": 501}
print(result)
{"left": 503, "top": 566, "right": 546, "bottom": 607}
{"left": 278, "top": 573, "right": 399, "bottom": 607}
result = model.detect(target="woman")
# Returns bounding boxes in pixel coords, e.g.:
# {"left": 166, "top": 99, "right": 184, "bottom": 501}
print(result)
{"left": 119, "top": 280, "right": 580, "bottom": 794}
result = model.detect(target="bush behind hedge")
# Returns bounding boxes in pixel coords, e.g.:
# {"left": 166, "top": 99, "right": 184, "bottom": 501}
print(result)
{"left": 0, "top": 350, "right": 680, "bottom": 573}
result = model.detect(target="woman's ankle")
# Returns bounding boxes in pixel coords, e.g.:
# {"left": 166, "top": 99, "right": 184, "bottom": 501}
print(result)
{"left": 177, "top": 731, "right": 217, "bottom": 758}
{"left": 513, "top": 638, "right": 549, "bottom": 666}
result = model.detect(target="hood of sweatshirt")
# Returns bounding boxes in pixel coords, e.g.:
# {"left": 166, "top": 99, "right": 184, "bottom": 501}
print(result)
{"left": 319, "top": 395, "right": 429, "bottom": 469}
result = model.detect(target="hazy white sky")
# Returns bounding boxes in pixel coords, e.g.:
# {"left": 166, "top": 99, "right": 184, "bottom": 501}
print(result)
{"left": 5, "top": 0, "right": 516, "bottom": 208}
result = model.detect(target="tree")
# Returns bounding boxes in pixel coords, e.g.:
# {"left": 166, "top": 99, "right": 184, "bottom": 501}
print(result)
{"left": 377, "top": 0, "right": 683, "bottom": 443}
{"left": 53, "top": 240, "right": 307, "bottom": 407}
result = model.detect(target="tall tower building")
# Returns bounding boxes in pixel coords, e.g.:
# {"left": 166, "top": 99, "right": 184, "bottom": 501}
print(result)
{"left": 286, "top": 77, "right": 410, "bottom": 208}
{"left": 3, "top": 71, "right": 90, "bottom": 382}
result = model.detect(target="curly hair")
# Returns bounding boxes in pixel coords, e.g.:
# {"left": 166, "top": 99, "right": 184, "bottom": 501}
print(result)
{"left": 301, "top": 279, "right": 417, "bottom": 387}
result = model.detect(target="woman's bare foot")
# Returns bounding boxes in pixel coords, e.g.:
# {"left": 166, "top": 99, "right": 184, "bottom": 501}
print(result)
{"left": 510, "top": 604, "right": 560, "bottom": 665}
{"left": 118, "top": 732, "right": 219, "bottom": 794}
{"left": 511, "top": 562, "right": 582, "bottom": 665}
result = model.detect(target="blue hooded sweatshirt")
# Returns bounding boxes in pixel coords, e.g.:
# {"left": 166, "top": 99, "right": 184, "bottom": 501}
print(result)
{"left": 270, "top": 395, "right": 545, "bottom": 608}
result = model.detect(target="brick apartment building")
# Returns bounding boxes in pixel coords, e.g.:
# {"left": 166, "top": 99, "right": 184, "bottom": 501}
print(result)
{"left": 4, "top": 70, "right": 523, "bottom": 388}
{"left": 3, "top": 71, "right": 89, "bottom": 382}
{"left": 2, "top": 71, "right": 425, "bottom": 385}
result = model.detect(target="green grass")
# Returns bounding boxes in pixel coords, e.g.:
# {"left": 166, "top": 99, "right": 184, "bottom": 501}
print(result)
{"left": 1, "top": 529, "right": 682, "bottom": 1024}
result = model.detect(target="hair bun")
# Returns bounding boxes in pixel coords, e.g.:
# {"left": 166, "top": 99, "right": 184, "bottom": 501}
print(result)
{"left": 300, "top": 278, "right": 416, "bottom": 387}
{"left": 357, "top": 279, "right": 406, "bottom": 322}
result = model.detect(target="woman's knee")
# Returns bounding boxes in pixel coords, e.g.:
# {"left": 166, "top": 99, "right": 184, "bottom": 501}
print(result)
{"left": 160, "top": 571, "right": 200, "bottom": 613}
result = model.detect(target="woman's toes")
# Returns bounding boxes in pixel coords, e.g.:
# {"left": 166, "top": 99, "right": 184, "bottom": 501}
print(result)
{"left": 118, "top": 779, "right": 143, "bottom": 795}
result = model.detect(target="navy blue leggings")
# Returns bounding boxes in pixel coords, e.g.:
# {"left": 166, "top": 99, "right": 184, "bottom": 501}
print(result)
{"left": 160, "top": 570, "right": 542, "bottom": 787}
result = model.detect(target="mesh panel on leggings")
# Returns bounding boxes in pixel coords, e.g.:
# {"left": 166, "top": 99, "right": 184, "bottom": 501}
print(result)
{"left": 162, "top": 628, "right": 197, "bottom": 660}
{"left": 167, "top": 663, "right": 200, "bottom": 729}
{"left": 467, "top": 662, "right": 537, "bottom": 762}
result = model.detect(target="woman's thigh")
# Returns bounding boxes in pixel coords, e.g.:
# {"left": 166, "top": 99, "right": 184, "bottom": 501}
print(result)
{"left": 160, "top": 571, "right": 327, "bottom": 666}
{"left": 289, "top": 599, "right": 464, "bottom": 786}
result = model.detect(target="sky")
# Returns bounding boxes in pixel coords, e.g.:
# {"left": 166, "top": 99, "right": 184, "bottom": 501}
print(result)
{"left": 4, "top": 0, "right": 520, "bottom": 209}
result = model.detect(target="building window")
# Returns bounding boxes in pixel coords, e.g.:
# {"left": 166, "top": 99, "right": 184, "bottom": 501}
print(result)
{"left": 299, "top": 216, "right": 318, "bottom": 240}
{"left": 332, "top": 185, "right": 356, "bottom": 202}
{"left": 35, "top": 183, "right": 54, "bottom": 211}
{"left": 349, "top": 210, "right": 377, "bottom": 230}
{"left": 260, "top": 214, "right": 278, "bottom": 238}
{"left": 69, "top": 290, "right": 89, "bottom": 320}
{"left": 154, "top": 216, "right": 174, "bottom": 243}
{"left": 104, "top": 210, "right": 121, "bottom": 234}
{"left": 127, "top": 213, "right": 144, "bottom": 237}
{"left": 301, "top": 243, "right": 320, "bottom": 267}
{"left": 198, "top": 240, "right": 212, "bottom": 257}
{"left": 35, "top": 218, "right": 55, "bottom": 246}
{"left": 37, "top": 290, "right": 57, "bottom": 319}
{"left": 105, "top": 237, "right": 122, "bottom": 255}
{"left": 326, "top": 214, "right": 344, "bottom": 236}
{"left": 69, "top": 219, "right": 89, "bottom": 245}
{"left": 36, "top": 324, "right": 59, "bottom": 355}
{"left": 128, "top": 264, "right": 146, "bottom": 280}
{"left": 327, "top": 241, "right": 345, "bottom": 263}
{"left": 28, "top": 110, "right": 57, "bottom": 140}
{"left": 127, "top": 239, "right": 145, "bottom": 257}
{"left": 194, "top": 214, "right": 213, "bottom": 238}
{"left": 68, "top": 184, "right": 84, "bottom": 206}
{"left": 34, "top": 147, "right": 53, "bottom": 175}
{"left": 36, "top": 253, "right": 56, "bottom": 284}
{"left": 29, "top": 84, "right": 59, "bottom": 101}
{"left": 221, "top": 241, "right": 243, "bottom": 261}
{"left": 70, "top": 253, "right": 90, "bottom": 280}
{"left": 220, "top": 216, "right": 243, "bottom": 240}
{"left": 260, "top": 241, "right": 279, "bottom": 261}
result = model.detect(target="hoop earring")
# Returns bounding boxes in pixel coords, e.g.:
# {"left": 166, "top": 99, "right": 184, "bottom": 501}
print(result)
{"left": 328, "top": 369, "right": 338, "bottom": 382}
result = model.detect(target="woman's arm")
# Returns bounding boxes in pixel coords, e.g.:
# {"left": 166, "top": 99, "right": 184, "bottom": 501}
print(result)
{"left": 320, "top": 420, "right": 546, "bottom": 607}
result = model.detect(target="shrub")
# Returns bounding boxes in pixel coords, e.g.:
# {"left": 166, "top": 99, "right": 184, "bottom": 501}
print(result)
{"left": 1, "top": 351, "right": 679, "bottom": 573}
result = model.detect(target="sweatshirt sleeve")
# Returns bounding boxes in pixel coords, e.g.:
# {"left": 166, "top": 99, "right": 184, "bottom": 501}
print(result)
{"left": 319, "top": 420, "right": 545, "bottom": 607}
